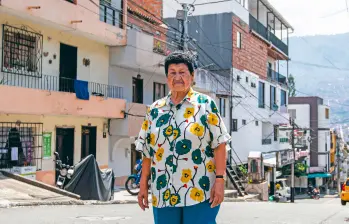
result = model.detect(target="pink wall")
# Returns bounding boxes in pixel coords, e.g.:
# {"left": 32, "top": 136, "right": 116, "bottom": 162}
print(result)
{"left": 0, "top": 85, "right": 126, "bottom": 118}
{"left": 1, "top": 0, "right": 127, "bottom": 46}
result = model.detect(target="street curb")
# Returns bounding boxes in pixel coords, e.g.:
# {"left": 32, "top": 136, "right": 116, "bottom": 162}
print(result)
{"left": 0, "top": 171, "right": 80, "bottom": 200}
{"left": 0, "top": 200, "right": 84, "bottom": 208}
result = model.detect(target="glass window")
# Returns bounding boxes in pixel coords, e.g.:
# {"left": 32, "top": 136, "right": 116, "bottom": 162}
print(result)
{"left": 219, "top": 98, "right": 226, "bottom": 117}
{"left": 258, "top": 82, "right": 265, "bottom": 108}
{"left": 281, "top": 90, "right": 287, "bottom": 106}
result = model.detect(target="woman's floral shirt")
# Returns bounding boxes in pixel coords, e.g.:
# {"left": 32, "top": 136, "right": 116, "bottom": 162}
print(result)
{"left": 135, "top": 88, "right": 231, "bottom": 208}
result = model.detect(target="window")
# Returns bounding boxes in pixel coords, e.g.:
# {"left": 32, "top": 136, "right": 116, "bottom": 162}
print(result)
{"left": 242, "top": 119, "right": 246, "bottom": 125}
{"left": 232, "top": 119, "right": 238, "bottom": 132}
{"left": 325, "top": 108, "right": 329, "bottom": 119}
{"left": 219, "top": 98, "right": 226, "bottom": 117}
{"left": 274, "top": 125, "right": 278, "bottom": 141}
{"left": 237, "top": 32, "right": 242, "bottom": 49}
{"left": 245, "top": 76, "right": 249, "bottom": 83}
{"left": 2, "top": 25, "right": 43, "bottom": 77}
{"left": 288, "top": 109, "right": 296, "bottom": 119}
{"left": 258, "top": 82, "right": 265, "bottom": 108}
{"left": 100, "top": 0, "right": 124, "bottom": 29}
{"left": 281, "top": 90, "right": 287, "bottom": 106}
{"left": 270, "top": 86, "right": 276, "bottom": 109}
{"left": 255, "top": 121, "right": 259, "bottom": 126}
{"left": 153, "top": 82, "right": 166, "bottom": 101}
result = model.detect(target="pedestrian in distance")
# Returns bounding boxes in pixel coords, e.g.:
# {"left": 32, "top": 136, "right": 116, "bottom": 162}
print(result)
{"left": 134, "top": 51, "right": 231, "bottom": 224}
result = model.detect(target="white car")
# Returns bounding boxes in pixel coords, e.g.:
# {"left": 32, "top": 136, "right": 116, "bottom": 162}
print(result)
{"left": 275, "top": 178, "right": 291, "bottom": 200}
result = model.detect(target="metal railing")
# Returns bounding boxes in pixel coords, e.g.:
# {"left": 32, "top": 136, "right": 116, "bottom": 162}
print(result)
{"left": 262, "top": 138, "right": 272, "bottom": 145}
{"left": 153, "top": 37, "right": 179, "bottom": 56}
{"left": 267, "top": 67, "right": 287, "bottom": 86}
{"left": 249, "top": 14, "right": 288, "bottom": 55}
{"left": 0, "top": 72, "right": 123, "bottom": 99}
{"left": 99, "top": 0, "right": 124, "bottom": 29}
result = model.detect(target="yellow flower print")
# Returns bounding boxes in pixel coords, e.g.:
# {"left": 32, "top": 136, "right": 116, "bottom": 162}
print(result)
{"left": 156, "top": 148, "right": 164, "bottom": 162}
{"left": 156, "top": 99, "right": 166, "bottom": 108}
{"left": 206, "top": 160, "right": 216, "bottom": 173}
{"left": 180, "top": 169, "right": 192, "bottom": 183}
{"left": 173, "top": 129, "right": 180, "bottom": 139}
{"left": 184, "top": 107, "right": 195, "bottom": 119}
{"left": 149, "top": 133, "right": 156, "bottom": 146}
{"left": 207, "top": 113, "right": 219, "bottom": 126}
{"left": 147, "top": 106, "right": 151, "bottom": 114}
{"left": 187, "top": 89, "right": 194, "bottom": 98}
{"left": 189, "top": 123, "right": 204, "bottom": 137}
{"left": 152, "top": 195, "right": 158, "bottom": 207}
{"left": 163, "top": 189, "right": 171, "bottom": 201}
{"left": 190, "top": 187, "right": 204, "bottom": 202}
{"left": 169, "top": 194, "right": 180, "bottom": 206}
{"left": 164, "top": 125, "right": 173, "bottom": 136}
{"left": 141, "top": 120, "right": 149, "bottom": 130}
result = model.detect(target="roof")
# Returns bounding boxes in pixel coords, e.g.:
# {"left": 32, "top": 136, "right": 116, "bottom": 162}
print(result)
{"left": 258, "top": 0, "right": 294, "bottom": 31}
{"left": 127, "top": 2, "right": 163, "bottom": 25}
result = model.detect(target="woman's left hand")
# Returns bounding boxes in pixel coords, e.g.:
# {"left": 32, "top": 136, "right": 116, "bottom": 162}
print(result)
{"left": 209, "top": 178, "right": 225, "bottom": 208}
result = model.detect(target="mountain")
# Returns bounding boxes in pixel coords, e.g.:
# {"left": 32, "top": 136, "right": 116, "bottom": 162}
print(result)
{"left": 287, "top": 33, "right": 349, "bottom": 123}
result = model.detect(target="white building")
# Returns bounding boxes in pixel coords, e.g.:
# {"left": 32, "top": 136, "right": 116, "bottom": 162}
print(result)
{"left": 288, "top": 96, "right": 331, "bottom": 187}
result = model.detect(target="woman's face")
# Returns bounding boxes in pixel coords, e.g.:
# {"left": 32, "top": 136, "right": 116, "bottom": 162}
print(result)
{"left": 167, "top": 63, "right": 194, "bottom": 93}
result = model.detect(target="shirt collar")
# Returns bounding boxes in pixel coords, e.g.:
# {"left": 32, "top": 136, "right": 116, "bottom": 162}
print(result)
{"left": 158, "top": 88, "right": 197, "bottom": 108}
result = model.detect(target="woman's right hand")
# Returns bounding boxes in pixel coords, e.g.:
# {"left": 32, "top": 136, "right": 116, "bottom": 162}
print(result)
{"left": 137, "top": 181, "right": 149, "bottom": 211}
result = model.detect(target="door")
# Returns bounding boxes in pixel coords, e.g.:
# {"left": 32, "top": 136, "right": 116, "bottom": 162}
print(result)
{"left": 55, "top": 128, "right": 74, "bottom": 178}
{"left": 130, "top": 143, "right": 142, "bottom": 174}
{"left": 59, "top": 43, "right": 77, "bottom": 92}
{"left": 132, "top": 77, "right": 143, "bottom": 103}
{"left": 81, "top": 126, "right": 97, "bottom": 159}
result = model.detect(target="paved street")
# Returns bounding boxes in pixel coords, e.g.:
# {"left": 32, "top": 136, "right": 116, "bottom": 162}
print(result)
{"left": 1, "top": 198, "right": 349, "bottom": 224}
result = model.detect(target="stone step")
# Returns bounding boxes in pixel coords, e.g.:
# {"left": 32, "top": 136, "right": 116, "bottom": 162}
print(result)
{"left": 224, "top": 190, "right": 238, "bottom": 198}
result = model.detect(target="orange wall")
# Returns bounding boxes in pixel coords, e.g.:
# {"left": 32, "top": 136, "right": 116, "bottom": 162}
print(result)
{"left": 0, "top": 85, "right": 126, "bottom": 118}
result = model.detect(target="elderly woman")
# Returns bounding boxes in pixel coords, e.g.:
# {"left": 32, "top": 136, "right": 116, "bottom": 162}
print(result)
{"left": 135, "top": 51, "right": 231, "bottom": 224}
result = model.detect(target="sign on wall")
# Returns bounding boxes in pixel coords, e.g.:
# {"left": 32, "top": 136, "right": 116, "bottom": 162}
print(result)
{"left": 276, "top": 149, "right": 294, "bottom": 167}
{"left": 42, "top": 132, "right": 52, "bottom": 159}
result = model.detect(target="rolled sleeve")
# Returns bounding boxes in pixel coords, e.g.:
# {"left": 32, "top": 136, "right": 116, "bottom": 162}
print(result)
{"left": 134, "top": 113, "right": 151, "bottom": 158}
{"left": 206, "top": 98, "right": 231, "bottom": 150}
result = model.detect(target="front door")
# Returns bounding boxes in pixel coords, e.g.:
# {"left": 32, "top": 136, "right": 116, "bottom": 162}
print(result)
{"left": 132, "top": 77, "right": 143, "bottom": 104}
{"left": 59, "top": 43, "right": 77, "bottom": 92}
{"left": 55, "top": 128, "right": 74, "bottom": 178}
{"left": 81, "top": 126, "right": 97, "bottom": 159}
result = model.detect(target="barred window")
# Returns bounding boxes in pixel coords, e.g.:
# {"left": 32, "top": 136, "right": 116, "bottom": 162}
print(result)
{"left": 1, "top": 25, "right": 43, "bottom": 77}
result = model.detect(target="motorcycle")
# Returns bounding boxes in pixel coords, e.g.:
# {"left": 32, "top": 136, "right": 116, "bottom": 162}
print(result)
{"left": 307, "top": 188, "right": 320, "bottom": 200}
{"left": 54, "top": 152, "right": 74, "bottom": 189}
{"left": 125, "top": 159, "right": 150, "bottom": 195}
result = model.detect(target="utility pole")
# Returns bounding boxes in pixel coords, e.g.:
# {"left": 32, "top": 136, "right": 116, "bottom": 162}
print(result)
{"left": 290, "top": 118, "right": 296, "bottom": 203}
{"left": 176, "top": 3, "right": 191, "bottom": 51}
{"left": 336, "top": 133, "right": 341, "bottom": 194}
{"left": 229, "top": 67, "right": 234, "bottom": 164}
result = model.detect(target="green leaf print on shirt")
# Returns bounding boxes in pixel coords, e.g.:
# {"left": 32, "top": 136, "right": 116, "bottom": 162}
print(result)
{"left": 151, "top": 167, "right": 156, "bottom": 182}
{"left": 199, "top": 176, "right": 210, "bottom": 191}
{"left": 150, "top": 108, "right": 159, "bottom": 119}
{"left": 210, "top": 100, "right": 219, "bottom": 113}
{"left": 156, "top": 114, "right": 171, "bottom": 127}
{"left": 191, "top": 149, "right": 203, "bottom": 165}
{"left": 156, "top": 174, "right": 167, "bottom": 190}
{"left": 197, "top": 94, "right": 208, "bottom": 104}
{"left": 175, "top": 139, "right": 192, "bottom": 155}
{"left": 204, "top": 146, "right": 214, "bottom": 158}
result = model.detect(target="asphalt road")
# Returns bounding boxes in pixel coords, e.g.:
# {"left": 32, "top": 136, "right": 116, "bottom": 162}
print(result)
{"left": 1, "top": 198, "right": 349, "bottom": 224}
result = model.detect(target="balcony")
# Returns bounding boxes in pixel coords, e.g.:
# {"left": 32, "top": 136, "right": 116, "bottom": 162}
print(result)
{"left": 110, "top": 29, "right": 178, "bottom": 75}
{"left": 0, "top": 72, "right": 125, "bottom": 118}
{"left": 153, "top": 37, "right": 178, "bottom": 56}
{"left": 0, "top": 0, "right": 126, "bottom": 46}
{"left": 249, "top": 14, "right": 289, "bottom": 56}
{"left": 267, "top": 67, "right": 287, "bottom": 87}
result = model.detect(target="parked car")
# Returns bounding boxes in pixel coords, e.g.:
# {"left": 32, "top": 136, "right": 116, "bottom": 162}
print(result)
{"left": 340, "top": 178, "right": 349, "bottom": 205}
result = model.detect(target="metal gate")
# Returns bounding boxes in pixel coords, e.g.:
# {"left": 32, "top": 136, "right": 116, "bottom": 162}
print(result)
{"left": 0, "top": 122, "right": 43, "bottom": 170}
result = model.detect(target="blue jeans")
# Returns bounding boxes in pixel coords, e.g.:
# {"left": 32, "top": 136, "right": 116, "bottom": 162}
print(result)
{"left": 153, "top": 200, "right": 220, "bottom": 224}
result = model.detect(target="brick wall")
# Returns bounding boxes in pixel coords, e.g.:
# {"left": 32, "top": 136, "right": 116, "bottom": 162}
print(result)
{"left": 130, "top": 0, "right": 163, "bottom": 18}
{"left": 232, "top": 15, "right": 268, "bottom": 79}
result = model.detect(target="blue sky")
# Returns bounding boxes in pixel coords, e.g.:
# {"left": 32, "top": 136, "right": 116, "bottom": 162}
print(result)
{"left": 163, "top": 0, "right": 349, "bottom": 36}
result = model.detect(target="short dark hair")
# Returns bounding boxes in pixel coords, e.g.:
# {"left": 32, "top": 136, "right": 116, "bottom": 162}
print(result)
{"left": 164, "top": 51, "right": 195, "bottom": 76}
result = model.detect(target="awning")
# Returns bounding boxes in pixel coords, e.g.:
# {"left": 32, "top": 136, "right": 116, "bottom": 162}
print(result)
{"left": 308, "top": 173, "right": 332, "bottom": 178}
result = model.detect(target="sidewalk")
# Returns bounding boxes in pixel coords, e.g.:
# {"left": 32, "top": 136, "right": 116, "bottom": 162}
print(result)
{"left": 294, "top": 193, "right": 339, "bottom": 200}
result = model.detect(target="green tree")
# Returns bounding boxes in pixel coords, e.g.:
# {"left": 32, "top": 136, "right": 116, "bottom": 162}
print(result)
{"left": 288, "top": 74, "right": 296, "bottom": 97}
